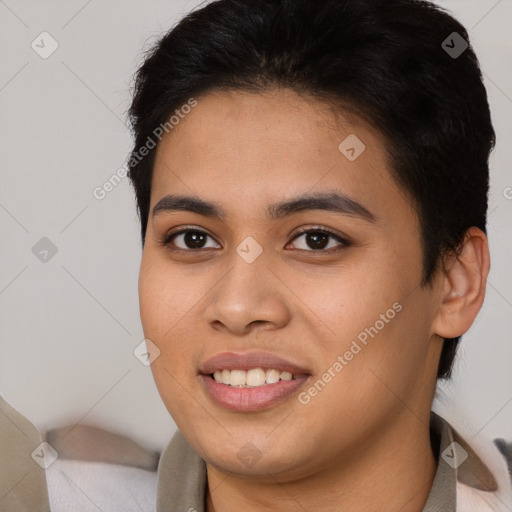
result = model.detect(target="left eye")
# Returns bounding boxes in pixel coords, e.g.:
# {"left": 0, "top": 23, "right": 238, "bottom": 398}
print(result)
{"left": 161, "top": 228, "right": 350, "bottom": 252}
{"left": 289, "top": 228, "right": 350, "bottom": 252}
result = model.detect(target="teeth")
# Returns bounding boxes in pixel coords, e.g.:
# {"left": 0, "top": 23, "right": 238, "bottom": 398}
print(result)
{"left": 211, "top": 367, "right": 296, "bottom": 387}
{"left": 230, "top": 370, "right": 246, "bottom": 386}
{"left": 246, "top": 368, "right": 266, "bottom": 387}
{"left": 265, "top": 369, "right": 280, "bottom": 384}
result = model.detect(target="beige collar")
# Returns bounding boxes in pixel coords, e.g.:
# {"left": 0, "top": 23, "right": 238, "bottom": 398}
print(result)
{"left": 155, "top": 411, "right": 497, "bottom": 512}
{"left": 0, "top": 393, "right": 498, "bottom": 512}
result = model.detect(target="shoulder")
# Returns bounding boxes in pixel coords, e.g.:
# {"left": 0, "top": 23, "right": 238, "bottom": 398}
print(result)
{"left": 432, "top": 392, "right": 512, "bottom": 512}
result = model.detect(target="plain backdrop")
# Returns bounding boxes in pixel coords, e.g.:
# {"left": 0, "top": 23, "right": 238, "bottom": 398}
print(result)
{"left": 0, "top": 0, "right": 511, "bottom": 454}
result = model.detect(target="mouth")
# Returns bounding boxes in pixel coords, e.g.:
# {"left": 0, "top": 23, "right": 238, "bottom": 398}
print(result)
{"left": 210, "top": 368, "right": 301, "bottom": 387}
{"left": 199, "top": 352, "right": 311, "bottom": 411}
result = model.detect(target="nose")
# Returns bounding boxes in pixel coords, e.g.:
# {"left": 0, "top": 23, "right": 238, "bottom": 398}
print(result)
{"left": 204, "top": 255, "right": 291, "bottom": 337}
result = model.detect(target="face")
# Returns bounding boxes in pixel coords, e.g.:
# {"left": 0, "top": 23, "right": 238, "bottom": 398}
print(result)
{"left": 138, "top": 88, "right": 444, "bottom": 481}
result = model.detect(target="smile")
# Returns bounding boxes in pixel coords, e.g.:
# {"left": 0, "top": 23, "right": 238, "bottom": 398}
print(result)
{"left": 212, "top": 368, "right": 295, "bottom": 387}
{"left": 199, "top": 351, "right": 311, "bottom": 411}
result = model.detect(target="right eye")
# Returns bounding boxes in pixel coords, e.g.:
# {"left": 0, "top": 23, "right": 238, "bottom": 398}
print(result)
{"left": 160, "top": 228, "right": 221, "bottom": 251}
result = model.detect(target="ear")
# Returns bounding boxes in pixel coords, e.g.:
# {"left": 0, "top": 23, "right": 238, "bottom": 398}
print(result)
{"left": 432, "top": 227, "right": 490, "bottom": 339}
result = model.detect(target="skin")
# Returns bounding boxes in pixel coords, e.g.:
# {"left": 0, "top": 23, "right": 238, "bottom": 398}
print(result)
{"left": 138, "top": 87, "right": 490, "bottom": 512}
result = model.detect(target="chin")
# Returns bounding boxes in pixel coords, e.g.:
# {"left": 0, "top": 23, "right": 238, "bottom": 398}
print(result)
{"left": 196, "top": 430, "right": 312, "bottom": 477}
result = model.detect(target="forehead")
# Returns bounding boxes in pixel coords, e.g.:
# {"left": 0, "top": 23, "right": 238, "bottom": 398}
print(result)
{"left": 150, "top": 88, "right": 410, "bottom": 222}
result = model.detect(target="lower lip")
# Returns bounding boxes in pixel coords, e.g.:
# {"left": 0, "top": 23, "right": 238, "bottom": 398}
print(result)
{"left": 200, "top": 375, "right": 308, "bottom": 412}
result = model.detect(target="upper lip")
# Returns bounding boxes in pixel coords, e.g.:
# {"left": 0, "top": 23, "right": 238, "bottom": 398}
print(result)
{"left": 199, "top": 351, "right": 311, "bottom": 376}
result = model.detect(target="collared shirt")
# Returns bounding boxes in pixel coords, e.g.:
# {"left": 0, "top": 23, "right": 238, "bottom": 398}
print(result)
{"left": 154, "top": 411, "right": 499, "bottom": 512}
{"left": 0, "top": 394, "right": 507, "bottom": 511}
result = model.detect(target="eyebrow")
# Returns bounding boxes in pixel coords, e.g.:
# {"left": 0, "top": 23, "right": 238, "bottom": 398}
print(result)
{"left": 152, "top": 192, "right": 377, "bottom": 223}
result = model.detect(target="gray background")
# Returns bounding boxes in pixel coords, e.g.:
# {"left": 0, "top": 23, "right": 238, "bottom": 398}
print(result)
{"left": 0, "top": 0, "right": 511, "bottom": 453}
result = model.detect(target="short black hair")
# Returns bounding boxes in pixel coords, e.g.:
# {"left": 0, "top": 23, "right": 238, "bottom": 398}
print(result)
{"left": 127, "top": 0, "right": 495, "bottom": 380}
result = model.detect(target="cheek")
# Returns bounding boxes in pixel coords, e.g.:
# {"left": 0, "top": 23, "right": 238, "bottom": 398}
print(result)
{"left": 138, "top": 251, "right": 200, "bottom": 374}
{"left": 138, "top": 252, "right": 183, "bottom": 338}
{"left": 313, "top": 264, "right": 423, "bottom": 386}
{"left": 138, "top": 260, "right": 197, "bottom": 417}
{"left": 316, "top": 268, "right": 399, "bottom": 338}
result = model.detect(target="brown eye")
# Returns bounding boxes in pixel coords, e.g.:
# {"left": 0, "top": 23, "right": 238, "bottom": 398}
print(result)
{"left": 289, "top": 228, "right": 350, "bottom": 252}
{"left": 160, "top": 226, "right": 350, "bottom": 254}
{"left": 162, "top": 229, "right": 220, "bottom": 250}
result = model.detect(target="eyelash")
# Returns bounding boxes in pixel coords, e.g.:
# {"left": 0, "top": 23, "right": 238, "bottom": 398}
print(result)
{"left": 159, "top": 226, "right": 351, "bottom": 254}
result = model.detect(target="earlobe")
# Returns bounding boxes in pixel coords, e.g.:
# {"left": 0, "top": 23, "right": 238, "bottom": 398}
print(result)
{"left": 432, "top": 227, "right": 490, "bottom": 339}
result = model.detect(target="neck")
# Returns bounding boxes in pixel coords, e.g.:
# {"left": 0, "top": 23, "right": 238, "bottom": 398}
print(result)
{"left": 205, "top": 411, "right": 437, "bottom": 512}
